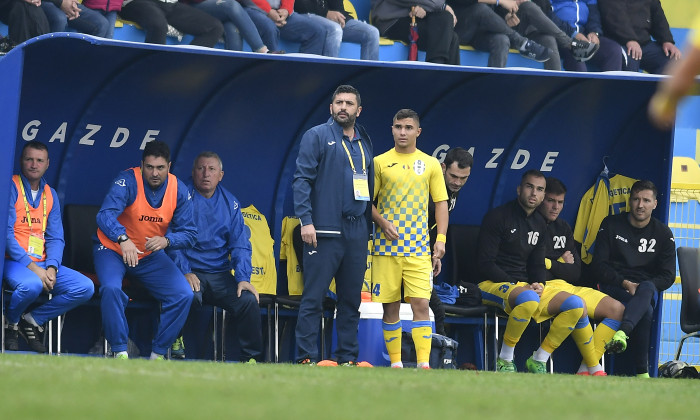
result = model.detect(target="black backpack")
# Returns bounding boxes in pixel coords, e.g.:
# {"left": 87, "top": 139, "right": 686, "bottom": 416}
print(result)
{"left": 401, "top": 332, "right": 459, "bottom": 369}
{"left": 658, "top": 360, "right": 700, "bottom": 379}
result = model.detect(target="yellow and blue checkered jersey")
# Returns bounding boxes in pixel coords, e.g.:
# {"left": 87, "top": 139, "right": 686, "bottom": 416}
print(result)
{"left": 372, "top": 148, "right": 448, "bottom": 256}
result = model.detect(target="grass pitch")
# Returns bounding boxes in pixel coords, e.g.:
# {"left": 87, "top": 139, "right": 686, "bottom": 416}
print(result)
{"left": 0, "top": 353, "right": 695, "bottom": 420}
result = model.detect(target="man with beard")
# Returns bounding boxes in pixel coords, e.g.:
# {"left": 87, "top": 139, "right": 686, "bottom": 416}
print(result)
{"left": 591, "top": 180, "right": 675, "bottom": 378}
{"left": 95, "top": 140, "right": 196, "bottom": 360}
{"left": 293, "top": 84, "right": 374, "bottom": 366}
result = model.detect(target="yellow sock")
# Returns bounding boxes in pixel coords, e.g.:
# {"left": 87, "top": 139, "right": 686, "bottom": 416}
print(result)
{"left": 412, "top": 320, "right": 432, "bottom": 365}
{"left": 593, "top": 319, "right": 620, "bottom": 361}
{"left": 503, "top": 290, "right": 538, "bottom": 347}
{"left": 570, "top": 317, "right": 597, "bottom": 367}
{"left": 541, "top": 296, "right": 583, "bottom": 353}
{"left": 382, "top": 321, "right": 402, "bottom": 364}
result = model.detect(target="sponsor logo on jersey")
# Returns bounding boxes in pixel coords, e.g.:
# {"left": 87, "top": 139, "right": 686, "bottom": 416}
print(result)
{"left": 115, "top": 179, "right": 126, "bottom": 187}
{"left": 21, "top": 217, "right": 42, "bottom": 224}
{"left": 615, "top": 234, "right": 628, "bottom": 243}
{"left": 138, "top": 215, "right": 163, "bottom": 222}
{"left": 387, "top": 163, "right": 398, "bottom": 168}
{"left": 242, "top": 212, "right": 261, "bottom": 220}
{"left": 327, "top": 141, "right": 336, "bottom": 146}
{"left": 511, "top": 229, "right": 517, "bottom": 233}
{"left": 308, "top": 250, "right": 318, "bottom": 255}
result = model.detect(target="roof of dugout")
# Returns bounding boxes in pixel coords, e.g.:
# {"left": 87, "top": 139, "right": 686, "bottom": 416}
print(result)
{"left": 0, "top": 34, "right": 674, "bottom": 255}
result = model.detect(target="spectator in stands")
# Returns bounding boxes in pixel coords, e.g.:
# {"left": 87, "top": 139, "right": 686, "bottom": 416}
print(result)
{"left": 649, "top": 13, "right": 700, "bottom": 128}
{"left": 41, "top": 0, "right": 112, "bottom": 38}
{"left": 294, "top": 0, "right": 380, "bottom": 60}
{"left": 244, "top": 0, "right": 330, "bottom": 55}
{"left": 166, "top": 152, "right": 262, "bottom": 362}
{"left": 537, "top": 176, "right": 624, "bottom": 376}
{"left": 118, "top": 0, "right": 224, "bottom": 47}
{"left": 370, "top": 0, "right": 461, "bottom": 65}
{"left": 372, "top": 109, "right": 448, "bottom": 369}
{"left": 477, "top": 169, "right": 589, "bottom": 373}
{"left": 0, "top": 0, "right": 49, "bottom": 47}
{"left": 534, "top": 0, "right": 621, "bottom": 71}
{"left": 447, "top": 0, "right": 552, "bottom": 66}
{"left": 591, "top": 180, "right": 675, "bottom": 378}
{"left": 428, "top": 147, "right": 472, "bottom": 336}
{"left": 82, "top": 0, "right": 123, "bottom": 39}
{"left": 94, "top": 140, "right": 196, "bottom": 360}
{"left": 598, "top": 0, "right": 681, "bottom": 74}
{"left": 182, "top": 0, "right": 271, "bottom": 52}
{"left": 3, "top": 141, "right": 94, "bottom": 353}
{"left": 496, "top": 0, "right": 599, "bottom": 70}
{"left": 293, "top": 85, "right": 374, "bottom": 365}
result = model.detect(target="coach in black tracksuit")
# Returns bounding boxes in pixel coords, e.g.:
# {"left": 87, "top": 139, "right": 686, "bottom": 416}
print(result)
{"left": 591, "top": 180, "right": 675, "bottom": 376}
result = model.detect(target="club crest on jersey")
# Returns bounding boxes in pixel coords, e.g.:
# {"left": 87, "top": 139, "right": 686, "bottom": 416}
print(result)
{"left": 413, "top": 159, "right": 426, "bottom": 175}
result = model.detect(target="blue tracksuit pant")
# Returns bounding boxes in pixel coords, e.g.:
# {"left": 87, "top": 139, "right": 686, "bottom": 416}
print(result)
{"left": 93, "top": 244, "right": 193, "bottom": 354}
{"left": 3, "top": 260, "right": 94, "bottom": 325}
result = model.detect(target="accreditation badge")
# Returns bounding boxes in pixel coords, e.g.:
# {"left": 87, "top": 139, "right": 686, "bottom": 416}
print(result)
{"left": 28, "top": 233, "right": 44, "bottom": 259}
{"left": 353, "top": 173, "right": 370, "bottom": 201}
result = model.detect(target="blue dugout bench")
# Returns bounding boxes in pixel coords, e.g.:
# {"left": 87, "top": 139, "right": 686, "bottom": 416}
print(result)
{"left": 0, "top": 34, "right": 676, "bottom": 374}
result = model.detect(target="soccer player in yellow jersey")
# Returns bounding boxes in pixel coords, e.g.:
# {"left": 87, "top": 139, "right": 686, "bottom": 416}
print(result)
{"left": 649, "top": 13, "right": 700, "bottom": 128}
{"left": 371, "top": 109, "right": 449, "bottom": 369}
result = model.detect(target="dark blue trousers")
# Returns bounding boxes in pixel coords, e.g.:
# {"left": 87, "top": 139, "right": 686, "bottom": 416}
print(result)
{"left": 600, "top": 280, "right": 658, "bottom": 374}
{"left": 562, "top": 36, "right": 622, "bottom": 72}
{"left": 624, "top": 41, "right": 674, "bottom": 74}
{"left": 193, "top": 270, "right": 262, "bottom": 362}
{"left": 94, "top": 245, "right": 193, "bottom": 355}
{"left": 295, "top": 217, "right": 368, "bottom": 363}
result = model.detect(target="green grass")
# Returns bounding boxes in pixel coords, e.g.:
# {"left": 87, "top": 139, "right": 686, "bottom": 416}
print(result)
{"left": 0, "top": 354, "right": 696, "bottom": 420}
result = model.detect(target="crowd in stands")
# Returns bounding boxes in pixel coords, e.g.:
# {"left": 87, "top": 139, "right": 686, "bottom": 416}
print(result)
{"left": 0, "top": 0, "right": 686, "bottom": 73}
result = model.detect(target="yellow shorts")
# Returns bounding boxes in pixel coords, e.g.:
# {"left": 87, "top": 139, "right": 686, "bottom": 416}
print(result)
{"left": 545, "top": 279, "right": 607, "bottom": 318}
{"left": 478, "top": 281, "right": 541, "bottom": 316}
{"left": 534, "top": 284, "right": 568, "bottom": 323}
{"left": 370, "top": 254, "right": 432, "bottom": 303}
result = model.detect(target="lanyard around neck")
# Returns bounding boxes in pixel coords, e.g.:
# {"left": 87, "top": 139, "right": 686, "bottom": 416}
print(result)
{"left": 18, "top": 179, "right": 47, "bottom": 233}
{"left": 341, "top": 136, "right": 366, "bottom": 175}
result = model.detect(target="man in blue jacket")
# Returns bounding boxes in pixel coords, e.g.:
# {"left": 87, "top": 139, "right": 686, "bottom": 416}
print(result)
{"left": 4, "top": 141, "right": 94, "bottom": 353}
{"left": 95, "top": 140, "right": 196, "bottom": 360}
{"left": 167, "top": 151, "right": 262, "bottom": 363}
{"left": 293, "top": 84, "right": 374, "bottom": 365}
{"left": 535, "top": 0, "right": 621, "bottom": 71}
